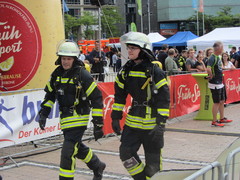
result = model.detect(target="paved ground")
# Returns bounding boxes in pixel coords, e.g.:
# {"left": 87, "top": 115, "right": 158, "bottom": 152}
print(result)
{"left": 0, "top": 103, "right": 240, "bottom": 180}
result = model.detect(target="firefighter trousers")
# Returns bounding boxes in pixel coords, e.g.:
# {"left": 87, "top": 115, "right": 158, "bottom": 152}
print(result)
{"left": 119, "top": 125, "right": 163, "bottom": 180}
{"left": 59, "top": 127, "right": 102, "bottom": 180}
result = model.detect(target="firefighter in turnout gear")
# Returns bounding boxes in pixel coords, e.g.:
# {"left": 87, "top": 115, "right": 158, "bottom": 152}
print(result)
{"left": 38, "top": 40, "right": 106, "bottom": 180}
{"left": 111, "top": 32, "right": 170, "bottom": 180}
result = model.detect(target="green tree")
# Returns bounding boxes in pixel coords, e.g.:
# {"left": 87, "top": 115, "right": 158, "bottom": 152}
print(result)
{"left": 64, "top": 14, "right": 80, "bottom": 38}
{"left": 79, "top": 11, "right": 98, "bottom": 39}
{"left": 101, "top": 6, "right": 123, "bottom": 38}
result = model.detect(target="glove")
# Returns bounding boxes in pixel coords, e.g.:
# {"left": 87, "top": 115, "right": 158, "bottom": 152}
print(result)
{"left": 112, "top": 119, "right": 121, "bottom": 135}
{"left": 92, "top": 118, "right": 104, "bottom": 141}
{"left": 39, "top": 114, "right": 47, "bottom": 130}
{"left": 149, "top": 124, "right": 165, "bottom": 147}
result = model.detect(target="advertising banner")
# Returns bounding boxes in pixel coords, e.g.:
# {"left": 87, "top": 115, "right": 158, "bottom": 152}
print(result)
{"left": 224, "top": 69, "right": 240, "bottom": 104}
{"left": 169, "top": 74, "right": 200, "bottom": 118}
{"left": 0, "top": 90, "right": 61, "bottom": 148}
{"left": 98, "top": 82, "right": 132, "bottom": 135}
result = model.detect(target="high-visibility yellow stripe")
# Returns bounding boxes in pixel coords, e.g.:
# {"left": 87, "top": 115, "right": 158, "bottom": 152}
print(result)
{"left": 128, "top": 162, "right": 145, "bottom": 176}
{"left": 156, "top": 79, "right": 168, "bottom": 89}
{"left": 59, "top": 168, "right": 75, "bottom": 178}
{"left": 60, "top": 115, "right": 89, "bottom": 130}
{"left": 56, "top": 77, "right": 74, "bottom": 84}
{"left": 157, "top": 109, "right": 169, "bottom": 116}
{"left": 126, "top": 114, "right": 156, "bottom": 130}
{"left": 81, "top": 149, "right": 93, "bottom": 163}
{"left": 116, "top": 76, "right": 124, "bottom": 89}
{"left": 92, "top": 108, "right": 103, "bottom": 117}
{"left": 86, "top": 82, "right": 97, "bottom": 97}
{"left": 43, "top": 100, "right": 54, "bottom": 108}
{"left": 112, "top": 103, "right": 125, "bottom": 111}
{"left": 129, "top": 71, "right": 146, "bottom": 78}
{"left": 71, "top": 143, "right": 78, "bottom": 170}
{"left": 46, "top": 82, "right": 53, "bottom": 92}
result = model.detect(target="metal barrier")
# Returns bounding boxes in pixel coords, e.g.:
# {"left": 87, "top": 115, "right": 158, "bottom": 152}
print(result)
{"left": 184, "top": 161, "right": 224, "bottom": 180}
{"left": 224, "top": 147, "right": 240, "bottom": 180}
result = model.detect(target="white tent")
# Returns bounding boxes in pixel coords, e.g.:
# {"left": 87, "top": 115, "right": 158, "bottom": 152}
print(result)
{"left": 147, "top": 32, "right": 166, "bottom": 43}
{"left": 187, "top": 27, "right": 240, "bottom": 53}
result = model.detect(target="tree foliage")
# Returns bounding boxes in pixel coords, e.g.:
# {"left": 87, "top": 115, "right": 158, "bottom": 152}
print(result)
{"left": 101, "top": 6, "right": 123, "bottom": 38}
{"left": 187, "top": 6, "right": 240, "bottom": 35}
{"left": 64, "top": 6, "right": 123, "bottom": 40}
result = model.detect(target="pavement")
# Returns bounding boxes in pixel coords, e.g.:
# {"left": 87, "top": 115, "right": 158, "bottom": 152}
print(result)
{"left": 0, "top": 102, "right": 240, "bottom": 180}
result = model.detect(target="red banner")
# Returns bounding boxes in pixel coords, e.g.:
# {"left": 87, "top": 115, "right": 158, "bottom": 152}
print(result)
{"left": 223, "top": 69, "right": 240, "bottom": 104}
{"left": 98, "top": 82, "right": 131, "bottom": 135}
{"left": 169, "top": 74, "right": 200, "bottom": 118}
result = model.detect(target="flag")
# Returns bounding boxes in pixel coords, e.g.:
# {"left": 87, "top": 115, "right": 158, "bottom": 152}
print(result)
{"left": 63, "top": 0, "right": 69, "bottom": 13}
{"left": 130, "top": 22, "right": 137, "bottom": 32}
{"left": 192, "top": 0, "right": 198, "bottom": 10}
{"left": 199, "top": 0, "right": 204, "bottom": 12}
{"left": 136, "top": 0, "right": 142, "bottom": 16}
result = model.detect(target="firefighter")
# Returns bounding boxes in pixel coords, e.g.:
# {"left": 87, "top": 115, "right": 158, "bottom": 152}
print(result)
{"left": 111, "top": 32, "right": 170, "bottom": 180}
{"left": 38, "top": 40, "right": 106, "bottom": 180}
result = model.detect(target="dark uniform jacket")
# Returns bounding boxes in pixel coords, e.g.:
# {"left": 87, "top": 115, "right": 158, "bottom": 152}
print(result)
{"left": 111, "top": 60, "right": 170, "bottom": 130}
{"left": 40, "top": 65, "right": 103, "bottom": 131}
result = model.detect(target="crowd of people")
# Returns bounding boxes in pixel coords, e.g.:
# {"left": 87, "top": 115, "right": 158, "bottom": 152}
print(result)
{"left": 154, "top": 45, "right": 240, "bottom": 75}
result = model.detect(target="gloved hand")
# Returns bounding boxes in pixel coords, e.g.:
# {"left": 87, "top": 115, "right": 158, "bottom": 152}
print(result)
{"left": 112, "top": 119, "right": 121, "bottom": 135}
{"left": 149, "top": 124, "right": 165, "bottom": 147}
{"left": 92, "top": 118, "right": 104, "bottom": 141}
{"left": 39, "top": 114, "right": 47, "bottom": 130}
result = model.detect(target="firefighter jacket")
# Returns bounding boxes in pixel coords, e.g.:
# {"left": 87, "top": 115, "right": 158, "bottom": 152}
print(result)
{"left": 111, "top": 60, "right": 170, "bottom": 130}
{"left": 40, "top": 65, "right": 103, "bottom": 131}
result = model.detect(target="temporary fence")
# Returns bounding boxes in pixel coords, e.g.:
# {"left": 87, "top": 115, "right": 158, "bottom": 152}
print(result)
{"left": 184, "top": 146, "right": 240, "bottom": 180}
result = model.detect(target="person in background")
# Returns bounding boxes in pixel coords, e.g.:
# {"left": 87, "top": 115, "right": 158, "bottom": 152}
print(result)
{"left": 195, "top": 53, "right": 206, "bottom": 72}
{"left": 88, "top": 40, "right": 106, "bottom": 82}
{"left": 230, "top": 46, "right": 240, "bottom": 67}
{"left": 238, "top": 47, "right": 240, "bottom": 55}
{"left": 116, "top": 52, "right": 122, "bottom": 72}
{"left": 207, "top": 41, "right": 233, "bottom": 127}
{"left": 177, "top": 50, "right": 187, "bottom": 71}
{"left": 157, "top": 44, "right": 169, "bottom": 71}
{"left": 165, "top": 48, "right": 180, "bottom": 75}
{"left": 38, "top": 40, "right": 106, "bottom": 180}
{"left": 79, "top": 50, "right": 86, "bottom": 62}
{"left": 203, "top": 48, "right": 213, "bottom": 66}
{"left": 112, "top": 49, "right": 118, "bottom": 72}
{"left": 222, "top": 52, "right": 236, "bottom": 70}
{"left": 185, "top": 48, "right": 199, "bottom": 72}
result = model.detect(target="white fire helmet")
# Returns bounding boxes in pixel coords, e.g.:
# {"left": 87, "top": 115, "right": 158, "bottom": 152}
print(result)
{"left": 56, "top": 40, "right": 80, "bottom": 58}
{"left": 125, "top": 32, "right": 151, "bottom": 51}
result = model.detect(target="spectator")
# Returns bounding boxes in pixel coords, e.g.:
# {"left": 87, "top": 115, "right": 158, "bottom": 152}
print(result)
{"left": 207, "top": 41, "right": 233, "bottom": 127}
{"left": 177, "top": 50, "right": 187, "bottom": 71}
{"left": 238, "top": 47, "right": 240, "bottom": 55}
{"left": 203, "top": 48, "right": 213, "bottom": 66}
{"left": 154, "top": 49, "right": 159, "bottom": 58}
{"left": 195, "top": 53, "right": 206, "bottom": 72}
{"left": 112, "top": 50, "right": 118, "bottom": 72}
{"left": 116, "top": 52, "right": 122, "bottom": 72}
{"left": 222, "top": 52, "right": 235, "bottom": 70}
{"left": 157, "top": 44, "right": 169, "bottom": 71}
{"left": 88, "top": 40, "right": 106, "bottom": 82}
{"left": 78, "top": 50, "right": 85, "bottom": 61}
{"left": 165, "top": 48, "right": 179, "bottom": 75}
{"left": 185, "top": 48, "right": 199, "bottom": 72}
{"left": 230, "top": 46, "right": 240, "bottom": 67}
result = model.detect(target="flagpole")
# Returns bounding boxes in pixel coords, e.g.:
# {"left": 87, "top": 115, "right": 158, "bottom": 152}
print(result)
{"left": 62, "top": 0, "right": 65, "bottom": 38}
{"left": 147, "top": 0, "right": 151, "bottom": 33}
{"left": 196, "top": 11, "right": 199, "bottom": 36}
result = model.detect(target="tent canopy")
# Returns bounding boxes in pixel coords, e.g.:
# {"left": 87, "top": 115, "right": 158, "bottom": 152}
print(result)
{"left": 147, "top": 32, "right": 166, "bottom": 43}
{"left": 187, "top": 27, "right": 240, "bottom": 52}
{"left": 152, "top": 31, "right": 198, "bottom": 48}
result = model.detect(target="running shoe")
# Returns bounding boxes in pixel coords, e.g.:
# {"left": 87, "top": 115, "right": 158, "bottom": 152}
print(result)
{"left": 211, "top": 121, "right": 225, "bottom": 127}
{"left": 219, "top": 117, "right": 233, "bottom": 123}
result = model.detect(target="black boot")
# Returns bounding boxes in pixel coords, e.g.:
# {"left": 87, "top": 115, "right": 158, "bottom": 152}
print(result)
{"left": 93, "top": 161, "right": 106, "bottom": 180}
